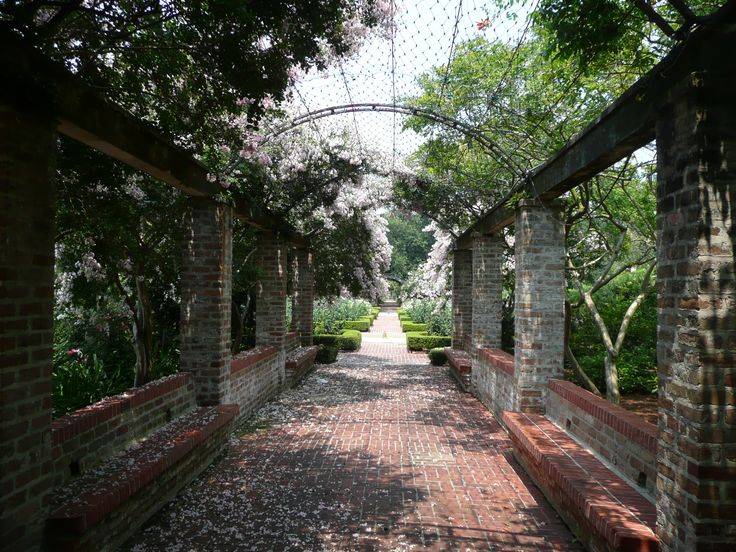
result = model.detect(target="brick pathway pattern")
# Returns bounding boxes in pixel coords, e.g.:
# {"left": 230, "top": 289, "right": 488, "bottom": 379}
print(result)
{"left": 127, "top": 310, "right": 579, "bottom": 551}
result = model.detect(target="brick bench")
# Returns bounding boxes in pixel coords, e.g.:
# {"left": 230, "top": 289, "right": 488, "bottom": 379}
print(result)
{"left": 444, "top": 347, "right": 472, "bottom": 392}
{"left": 503, "top": 411, "right": 659, "bottom": 552}
{"left": 285, "top": 345, "right": 320, "bottom": 387}
{"left": 45, "top": 405, "right": 238, "bottom": 550}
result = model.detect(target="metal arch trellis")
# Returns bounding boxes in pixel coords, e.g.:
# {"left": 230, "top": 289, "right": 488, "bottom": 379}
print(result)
{"left": 267, "top": 102, "right": 524, "bottom": 177}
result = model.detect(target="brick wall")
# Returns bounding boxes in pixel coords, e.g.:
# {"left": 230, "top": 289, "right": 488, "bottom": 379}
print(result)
{"left": 655, "top": 72, "right": 736, "bottom": 550}
{"left": 285, "top": 331, "right": 299, "bottom": 353}
{"left": 293, "top": 247, "right": 314, "bottom": 346}
{"left": 229, "top": 346, "right": 281, "bottom": 420}
{"left": 180, "top": 198, "right": 233, "bottom": 406}
{"left": 471, "top": 234, "right": 503, "bottom": 351}
{"left": 0, "top": 105, "right": 56, "bottom": 549}
{"left": 451, "top": 248, "right": 473, "bottom": 352}
{"left": 50, "top": 373, "right": 196, "bottom": 487}
{"left": 546, "top": 379, "right": 657, "bottom": 497}
{"left": 513, "top": 200, "right": 565, "bottom": 414}
{"left": 256, "top": 232, "right": 287, "bottom": 386}
{"left": 474, "top": 348, "right": 516, "bottom": 420}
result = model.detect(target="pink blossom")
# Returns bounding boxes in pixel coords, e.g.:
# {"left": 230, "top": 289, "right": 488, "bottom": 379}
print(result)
{"left": 67, "top": 348, "right": 82, "bottom": 357}
{"left": 235, "top": 97, "right": 255, "bottom": 107}
{"left": 476, "top": 18, "right": 491, "bottom": 31}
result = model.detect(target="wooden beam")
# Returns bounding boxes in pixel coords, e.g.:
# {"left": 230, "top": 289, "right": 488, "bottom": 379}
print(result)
{"left": 0, "top": 33, "right": 308, "bottom": 247}
{"left": 459, "top": 3, "right": 736, "bottom": 239}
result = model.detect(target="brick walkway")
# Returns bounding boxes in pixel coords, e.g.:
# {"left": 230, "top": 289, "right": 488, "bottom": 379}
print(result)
{"left": 127, "top": 311, "right": 578, "bottom": 551}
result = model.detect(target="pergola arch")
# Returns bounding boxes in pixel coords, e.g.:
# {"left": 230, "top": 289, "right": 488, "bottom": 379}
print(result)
{"left": 269, "top": 102, "right": 522, "bottom": 175}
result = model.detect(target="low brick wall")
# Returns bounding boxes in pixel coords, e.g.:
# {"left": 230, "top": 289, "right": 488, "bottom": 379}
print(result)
{"left": 472, "top": 347, "right": 516, "bottom": 420}
{"left": 230, "top": 345, "right": 281, "bottom": 420}
{"left": 51, "top": 373, "right": 196, "bottom": 488}
{"left": 285, "top": 331, "right": 299, "bottom": 353}
{"left": 546, "top": 379, "right": 657, "bottom": 497}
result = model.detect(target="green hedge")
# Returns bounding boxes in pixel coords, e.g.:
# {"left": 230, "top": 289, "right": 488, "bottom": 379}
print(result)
{"left": 428, "top": 347, "right": 448, "bottom": 366}
{"left": 402, "top": 322, "right": 428, "bottom": 333}
{"left": 316, "top": 345, "right": 339, "bottom": 364}
{"left": 313, "top": 329, "right": 362, "bottom": 351}
{"left": 406, "top": 332, "right": 451, "bottom": 351}
{"left": 343, "top": 317, "right": 372, "bottom": 332}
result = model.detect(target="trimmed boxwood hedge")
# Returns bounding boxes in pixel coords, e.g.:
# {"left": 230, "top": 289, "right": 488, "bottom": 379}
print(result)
{"left": 406, "top": 332, "right": 451, "bottom": 351}
{"left": 428, "top": 347, "right": 448, "bottom": 366}
{"left": 313, "top": 329, "right": 362, "bottom": 351}
{"left": 316, "top": 345, "right": 339, "bottom": 364}
{"left": 402, "top": 322, "right": 428, "bottom": 333}
{"left": 343, "top": 317, "right": 372, "bottom": 332}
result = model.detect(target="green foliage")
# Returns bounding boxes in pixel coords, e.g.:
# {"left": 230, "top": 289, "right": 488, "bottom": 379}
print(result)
{"left": 428, "top": 348, "right": 448, "bottom": 366}
{"left": 343, "top": 317, "right": 373, "bottom": 332}
{"left": 402, "top": 299, "right": 435, "bottom": 324}
{"left": 386, "top": 211, "right": 435, "bottom": 280}
{"left": 313, "top": 297, "right": 372, "bottom": 334}
{"left": 427, "top": 304, "right": 452, "bottom": 337}
{"left": 569, "top": 269, "right": 657, "bottom": 394}
{"left": 313, "top": 329, "right": 362, "bottom": 351}
{"left": 316, "top": 346, "right": 339, "bottom": 364}
{"left": 406, "top": 332, "right": 451, "bottom": 352}
{"left": 402, "top": 322, "right": 428, "bottom": 333}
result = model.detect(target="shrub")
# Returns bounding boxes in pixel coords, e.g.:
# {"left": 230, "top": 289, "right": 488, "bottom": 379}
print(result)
{"left": 313, "top": 329, "right": 362, "bottom": 351}
{"left": 316, "top": 345, "right": 339, "bottom": 364}
{"left": 406, "top": 331, "right": 451, "bottom": 351}
{"left": 343, "top": 317, "right": 372, "bottom": 332}
{"left": 403, "top": 299, "right": 435, "bottom": 324}
{"left": 428, "top": 347, "right": 448, "bottom": 365}
{"left": 313, "top": 297, "right": 372, "bottom": 334}
{"left": 402, "top": 322, "right": 428, "bottom": 332}
{"left": 427, "top": 304, "right": 452, "bottom": 336}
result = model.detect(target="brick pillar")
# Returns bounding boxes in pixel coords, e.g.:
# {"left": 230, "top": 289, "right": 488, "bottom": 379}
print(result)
{"left": 655, "top": 73, "right": 736, "bottom": 551}
{"left": 256, "top": 232, "right": 287, "bottom": 382}
{"left": 0, "top": 105, "right": 56, "bottom": 549}
{"left": 513, "top": 199, "right": 565, "bottom": 414}
{"left": 180, "top": 198, "right": 233, "bottom": 406}
{"left": 452, "top": 248, "right": 473, "bottom": 351}
{"left": 293, "top": 247, "right": 314, "bottom": 346}
{"left": 471, "top": 233, "right": 503, "bottom": 351}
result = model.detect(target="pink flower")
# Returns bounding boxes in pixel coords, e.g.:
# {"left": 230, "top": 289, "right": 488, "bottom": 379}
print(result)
{"left": 67, "top": 348, "right": 82, "bottom": 357}
{"left": 476, "top": 18, "right": 491, "bottom": 31}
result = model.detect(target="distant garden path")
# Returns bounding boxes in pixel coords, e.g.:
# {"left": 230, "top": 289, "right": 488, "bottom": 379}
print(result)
{"left": 127, "top": 309, "right": 578, "bottom": 551}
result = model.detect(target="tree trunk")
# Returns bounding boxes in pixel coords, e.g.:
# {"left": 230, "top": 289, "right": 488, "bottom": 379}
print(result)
{"left": 604, "top": 354, "right": 621, "bottom": 404}
{"left": 133, "top": 276, "right": 153, "bottom": 386}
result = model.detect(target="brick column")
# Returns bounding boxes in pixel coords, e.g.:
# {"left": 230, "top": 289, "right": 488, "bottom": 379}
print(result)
{"left": 256, "top": 232, "right": 287, "bottom": 382}
{"left": 180, "top": 198, "right": 233, "bottom": 406}
{"left": 655, "top": 73, "right": 736, "bottom": 551}
{"left": 452, "top": 248, "right": 473, "bottom": 351}
{"left": 513, "top": 199, "right": 565, "bottom": 413}
{"left": 293, "top": 247, "right": 314, "bottom": 346}
{"left": 471, "top": 233, "right": 503, "bottom": 351}
{"left": 0, "top": 105, "right": 56, "bottom": 549}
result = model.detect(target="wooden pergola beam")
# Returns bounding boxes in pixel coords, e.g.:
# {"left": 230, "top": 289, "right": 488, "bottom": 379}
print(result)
{"left": 0, "top": 32, "right": 307, "bottom": 246}
{"left": 457, "top": 3, "right": 736, "bottom": 245}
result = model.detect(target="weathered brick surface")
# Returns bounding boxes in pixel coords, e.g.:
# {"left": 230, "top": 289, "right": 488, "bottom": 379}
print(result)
{"left": 180, "top": 198, "right": 233, "bottom": 406}
{"left": 471, "top": 233, "right": 503, "bottom": 351}
{"left": 285, "top": 330, "right": 299, "bottom": 353}
{"left": 46, "top": 405, "right": 237, "bottom": 551}
{"left": 0, "top": 105, "right": 56, "bottom": 549}
{"left": 444, "top": 347, "right": 472, "bottom": 391}
{"left": 230, "top": 346, "right": 282, "bottom": 420}
{"left": 50, "top": 373, "right": 196, "bottom": 487}
{"left": 127, "top": 318, "right": 579, "bottom": 550}
{"left": 514, "top": 200, "right": 565, "bottom": 414}
{"left": 546, "top": 379, "right": 657, "bottom": 497}
{"left": 285, "top": 345, "right": 319, "bottom": 388}
{"left": 474, "top": 347, "right": 516, "bottom": 420}
{"left": 451, "top": 248, "right": 473, "bottom": 351}
{"left": 504, "top": 411, "right": 659, "bottom": 552}
{"left": 293, "top": 247, "right": 314, "bottom": 346}
{"left": 655, "top": 73, "right": 736, "bottom": 550}
{"left": 256, "top": 232, "right": 287, "bottom": 385}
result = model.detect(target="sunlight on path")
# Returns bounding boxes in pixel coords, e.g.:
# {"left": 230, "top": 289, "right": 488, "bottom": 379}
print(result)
{"left": 126, "top": 309, "right": 578, "bottom": 551}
